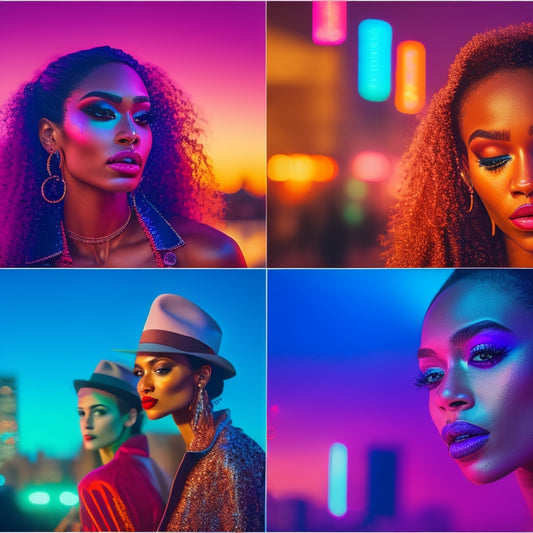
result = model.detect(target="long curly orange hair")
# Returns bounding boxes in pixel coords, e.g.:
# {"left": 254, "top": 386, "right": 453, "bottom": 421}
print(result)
{"left": 381, "top": 23, "right": 533, "bottom": 267}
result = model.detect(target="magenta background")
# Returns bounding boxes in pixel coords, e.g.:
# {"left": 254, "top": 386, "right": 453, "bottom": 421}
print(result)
{"left": 0, "top": 1, "right": 266, "bottom": 195}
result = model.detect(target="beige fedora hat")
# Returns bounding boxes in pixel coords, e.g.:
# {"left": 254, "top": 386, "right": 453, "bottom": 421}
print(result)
{"left": 124, "top": 294, "right": 236, "bottom": 380}
{"left": 74, "top": 360, "right": 141, "bottom": 409}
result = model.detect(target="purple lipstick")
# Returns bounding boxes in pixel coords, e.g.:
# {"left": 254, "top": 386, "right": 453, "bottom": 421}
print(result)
{"left": 441, "top": 421, "right": 490, "bottom": 460}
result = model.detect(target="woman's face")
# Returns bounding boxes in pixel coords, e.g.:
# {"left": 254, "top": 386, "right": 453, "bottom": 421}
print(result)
{"left": 55, "top": 62, "right": 152, "bottom": 193}
{"left": 459, "top": 68, "right": 533, "bottom": 260}
{"left": 418, "top": 278, "right": 533, "bottom": 484}
{"left": 77, "top": 388, "right": 126, "bottom": 451}
{"left": 133, "top": 354, "right": 197, "bottom": 420}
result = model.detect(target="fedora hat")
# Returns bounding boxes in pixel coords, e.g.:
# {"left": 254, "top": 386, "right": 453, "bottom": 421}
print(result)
{"left": 123, "top": 294, "right": 236, "bottom": 380}
{"left": 74, "top": 360, "right": 141, "bottom": 409}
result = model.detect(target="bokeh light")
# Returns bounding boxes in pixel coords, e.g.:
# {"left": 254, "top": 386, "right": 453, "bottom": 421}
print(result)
{"left": 28, "top": 492, "right": 50, "bottom": 505}
{"left": 268, "top": 154, "right": 338, "bottom": 182}
{"left": 328, "top": 442, "right": 348, "bottom": 517}
{"left": 59, "top": 491, "right": 79, "bottom": 506}
{"left": 351, "top": 151, "right": 391, "bottom": 182}
{"left": 395, "top": 40, "right": 426, "bottom": 114}
{"left": 358, "top": 19, "right": 393, "bottom": 102}
{"left": 312, "top": 1, "right": 347, "bottom": 45}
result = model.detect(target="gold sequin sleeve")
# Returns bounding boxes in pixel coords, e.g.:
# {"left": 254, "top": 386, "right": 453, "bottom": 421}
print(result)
{"left": 161, "top": 411, "right": 265, "bottom": 532}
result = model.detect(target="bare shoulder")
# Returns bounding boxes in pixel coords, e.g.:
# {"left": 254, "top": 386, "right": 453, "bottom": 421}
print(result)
{"left": 171, "top": 217, "right": 247, "bottom": 268}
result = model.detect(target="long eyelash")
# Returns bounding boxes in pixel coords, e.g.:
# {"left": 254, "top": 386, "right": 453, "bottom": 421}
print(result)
{"left": 414, "top": 372, "right": 428, "bottom": 388}
{"left": 82, "top": 103, "right": 117, "bottom": 120}
{"left": 133, "top": 111, "right": 153, "bottom": 125}
{"left": 477, "top": 155, "right": 511, "bottom": 172}
{"left": 414, "top": 369, "right": 444, "bottom": 389}
{"left": 469, "top": 344, "right": 510, "bottom": 367}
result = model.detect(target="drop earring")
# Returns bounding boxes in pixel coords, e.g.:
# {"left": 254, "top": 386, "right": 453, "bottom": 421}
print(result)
{"left": 41, "top": 150, "right": 66, "bottom": 204}
{"left": 189, "top": 381, "right": 214, "bottom": 451}
{"left": 467, "top": 187, "right": 474, "bottom": 213}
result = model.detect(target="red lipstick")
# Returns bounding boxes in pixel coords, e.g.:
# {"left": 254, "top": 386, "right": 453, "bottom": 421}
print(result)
{"left": 141, "top": 396, "right": 158, "bottom": 409}
{"left": 509, "top": 204, "right": 533, "bottom": 230}
{"left": 83, "top": 435, "right": 95, "bottom": 441}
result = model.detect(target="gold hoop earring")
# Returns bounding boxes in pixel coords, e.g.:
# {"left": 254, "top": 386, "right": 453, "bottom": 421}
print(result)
{"left": 41, "top": 151, "right": 66, "bottom": 204}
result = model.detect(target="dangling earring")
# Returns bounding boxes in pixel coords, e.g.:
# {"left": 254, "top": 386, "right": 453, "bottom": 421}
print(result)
{"left": 189, "top": 382, "right": 214, "bottom": 451}
{"left": 192, "top": 383, "right": 206, "bottom": 431}
{"left": 41, "top": 150, "right": 66, "bottom": 203}
{"left": 467, "top": 187, "right": 474, "bottom": 213}
{"left": 490, "top": 216, "right": 496, "bottom": 237}
{"left": 460, "top": 171, "right": 474, "bottom": 213}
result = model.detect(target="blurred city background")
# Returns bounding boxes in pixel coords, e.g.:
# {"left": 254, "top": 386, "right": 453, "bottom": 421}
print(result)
{"left": 267, "top": 1, "right": 533, "bottom": 267}
{"left": 0, "top": 269, "right": 266, "bottom": 531}
{"left": 0, "top": 2, "right": 266, "bottom": 267}
{"left": 268, "top": 269, "right": 532, "bottom": 531}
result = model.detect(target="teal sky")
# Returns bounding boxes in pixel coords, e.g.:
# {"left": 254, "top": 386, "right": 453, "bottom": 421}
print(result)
{"left": 0, "top": 269, "right": 266, "bottom": 460}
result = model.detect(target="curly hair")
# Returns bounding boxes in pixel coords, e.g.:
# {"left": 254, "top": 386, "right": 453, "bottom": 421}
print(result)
{"left": 381, "top": 23, "right": 533, "bottom": 267}
{"left": 0, "top": 46, "right": 224, "bottom": 266}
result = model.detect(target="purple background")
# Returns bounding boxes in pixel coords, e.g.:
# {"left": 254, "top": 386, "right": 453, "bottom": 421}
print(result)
{"left": 268, "top": 269, "right": 532, "bottom": 531}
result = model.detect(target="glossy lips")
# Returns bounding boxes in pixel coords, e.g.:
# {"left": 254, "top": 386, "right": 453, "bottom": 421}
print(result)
{"left": 141, "top": 396, "right": 158, "bottom": 410}
{"left": 83, "top": 435, "right": 95, "bottom": 441}
{"left": 509, "top": 204, "right": 533, "bottom": 230}
{"left": 441, "top": 421, "right": 490, "bottom": 459}
{"left": 107, "top": 151, "right": 142, "bottom": 176}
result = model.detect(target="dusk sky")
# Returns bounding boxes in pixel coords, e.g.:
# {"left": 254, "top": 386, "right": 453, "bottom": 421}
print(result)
{"left": 0, "top": 2, "right": 265, "bottom": 196}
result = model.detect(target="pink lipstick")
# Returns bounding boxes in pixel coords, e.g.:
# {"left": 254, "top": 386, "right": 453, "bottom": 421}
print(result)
{"left": 510, "top": 204, "right": 533, "bottom": 230}
{"left": 107, "top": 151, "right": 142, "bottom": 176}
{"left": 441, "top": 421, "right": 489, "bottom": 459}
{"left": 141, "top": 396, "right": 158, "bottom": 409}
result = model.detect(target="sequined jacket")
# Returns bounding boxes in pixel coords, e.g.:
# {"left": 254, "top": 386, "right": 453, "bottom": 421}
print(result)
{"left": 27, "top": 192, "right": 184, "bottom": 267}
{"left": 159, "top": 410, "right": 265, "bottom": 532}
{"left": 78, "top": 435, "right": 168, "bottom": 532}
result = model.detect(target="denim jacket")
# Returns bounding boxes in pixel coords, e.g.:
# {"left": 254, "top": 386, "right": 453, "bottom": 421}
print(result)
{"left": 26, "top": 192, "right": 184, "bottom": 267}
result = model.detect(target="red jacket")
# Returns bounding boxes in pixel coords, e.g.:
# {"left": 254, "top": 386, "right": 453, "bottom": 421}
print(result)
{"left": 78, "top": 435, "right": 167, "bottom": 531}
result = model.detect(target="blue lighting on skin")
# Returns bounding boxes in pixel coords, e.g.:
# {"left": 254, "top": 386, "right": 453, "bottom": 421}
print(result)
{"left": 328, "top": 442, "right": 348, "bottom": 517}
{"left": 358, "top": 19, "right": 393, "bottom": 102}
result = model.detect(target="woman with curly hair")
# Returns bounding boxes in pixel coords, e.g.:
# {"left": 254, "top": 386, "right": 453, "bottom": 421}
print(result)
{"left": 382, "top": 23, "right": 533, "bottom": 267}
{"left": 0, "top": 46, "right": 246, "bottom": 267}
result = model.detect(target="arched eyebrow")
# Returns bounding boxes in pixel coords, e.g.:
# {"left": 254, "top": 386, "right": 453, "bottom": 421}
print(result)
{"left": 418, "top": 320, "right": 511, "bottom": 359}
{"left": 468, "top": 129, "right": 510, "bottom": 145}
{"left": 449, "top": 319, "right": 511, "bottom": 346}
{"left": 79, "top": 91, "right": 149, "bottom": 104}
{"left": 77, "top": 403, "right": 108, "bottom": 410}
{"left": 417, "top": 347, "right": 437, "bottom": 359}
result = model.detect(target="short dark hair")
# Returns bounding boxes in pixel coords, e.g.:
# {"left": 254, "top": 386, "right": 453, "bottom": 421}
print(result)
{"left": 428, "top": 269, "right": 533, "bottom": 314}
{"left": 189, "top": 357, "right": 225, "bottom": 400}
{"left": 115, "top": 395, "right": 144, "bottom": 436}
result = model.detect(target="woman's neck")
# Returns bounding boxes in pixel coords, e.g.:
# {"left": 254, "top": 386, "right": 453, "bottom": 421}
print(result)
{"left": 505, "top": 238, "right": 533, "bottom": 267}
{"left": 172, "top": 409, "right": 194, "bottom": 448}
{"left": 63, "top": 184, "right": 131, "bottom": 239}
{"left": 515, "top": 468, "right": 533, "bottom": 518}
{"left": 98, "top": 429, "right": 132, "bottom": 466}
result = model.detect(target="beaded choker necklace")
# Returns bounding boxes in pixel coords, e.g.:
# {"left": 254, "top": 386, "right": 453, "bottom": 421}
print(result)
{"left": 65, "top": 210, "right": 132, "bottom": 245}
